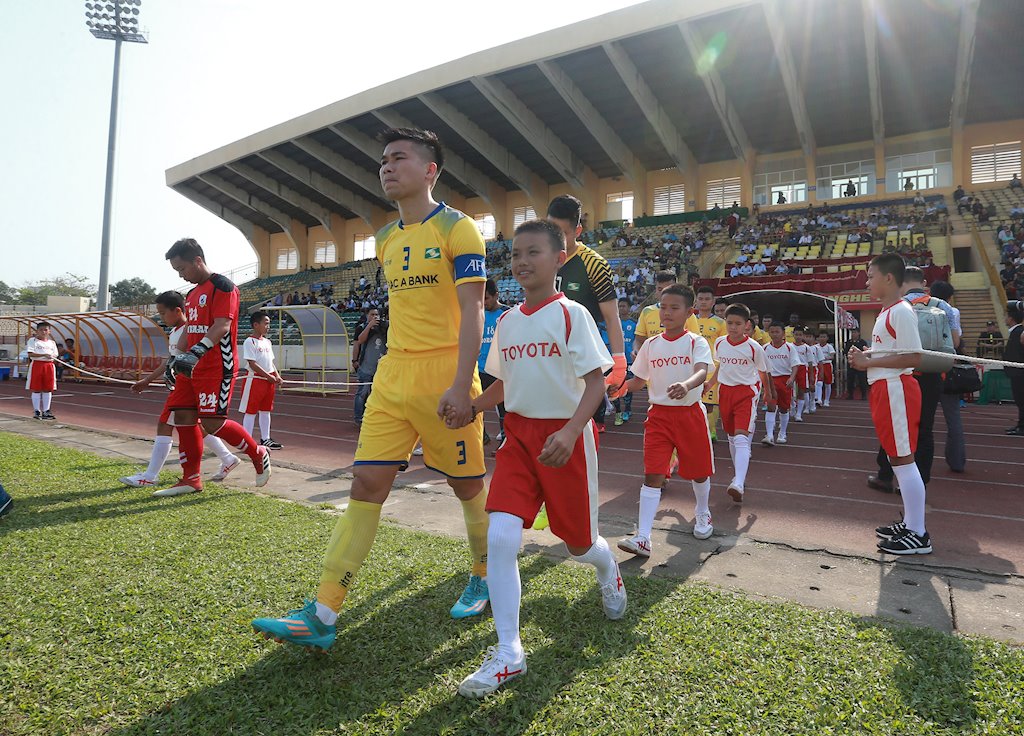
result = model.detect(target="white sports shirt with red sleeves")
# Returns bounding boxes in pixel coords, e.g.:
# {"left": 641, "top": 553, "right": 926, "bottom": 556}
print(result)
{"left": 630, "top": 330, "right": 713, "bottom": 407}
{"left": 868, "top": 300, "right": 922, "bottom": 384}
{"left": 763, "top": 341, "right": 803, "bottom": 377}
{"left": 713, "top": 335, "right": 769, "bottom": 386}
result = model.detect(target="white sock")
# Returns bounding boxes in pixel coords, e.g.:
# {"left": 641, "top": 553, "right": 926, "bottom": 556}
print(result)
{"left": 806, "top": 394, "right": 814, "bottom": 413}
{"left": 487, "top": 511, "right": 525, "bottom": 659}
{"left": 765, "top": 410, "right": 777, "bottom": 438}
{"left": 815, "top": 382, "right": 823, "bottom": 403}
{"left": 692, "top": 478, "right": 711, "bottom": 516}
{"left": 637, "top": 484, "right": 661, "bottom": 539}
{"left": 242, "top": 413, "right": 256, "bottom": 439}
{"left": 824, "top": 385, "right": 832, "bottom": 403}
{"left": 779, "top": 412, "right": 790, "bottom": 437}
{"left": 315, "top": 602, "right": 338, "bottom": 626}
{"left": 204, "top": 434, "right": 236, "bottom": 463}
{"left": 570, "top": 535, "right": 618, "bottom": 589}
{"left": 732, "top": 434, "right": 751, "bottom": 490}
{"left": 259, "top": 411, "right": 271, "bottom": 440}
{"left": 31, "top": 393, "right": 41, "bottom": 412}
{"left": 144, "top": 435, "right": 174, "bottom": 481}
{"left": 41, "top": 392, "right": 52, "bottom": 411}
{"left": 892, "top": 463, "right": 927, "bottom": 536}
{"left": 794, "top": 397, "right": 803, "bottom": 420}
{"left": 728, "top": 435, "right": 737, "bottom": 466}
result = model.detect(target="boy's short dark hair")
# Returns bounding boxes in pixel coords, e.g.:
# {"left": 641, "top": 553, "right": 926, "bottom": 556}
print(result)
{"left": 154, "top": 290, "right": 185, "bottom": 310}
{"left": 724, "top": 303, "right": 750, "bottom": 321}
{"left": 819, "top": 331, "right": 829, "bottom": 338}
{"left": 377, "top": 127, "right": 444, "bottom": 171}
{"left": 696, "top": 285, "right": 715, "bottom": 297}
{"left": 768, "top": 323, "right": 784, "bottom": 332}
{"left": 165, "top": 238, "right": 205, "bottom": 262}
{"left": 514, "top": 219, "right": 565, "bottom": 251}
{"left": 250, "top": 310, "right": 269, "bottom": 326}
{"left": 618, "top": 298, "right": 630, "bottom": 306}
{"left": 929, "top": 279, "right": 954, "bottom": 301}
{"left": 793, "top": 326, "right": 805, "bottom": 334}
{"left": 714, "top": 297, "right": 730, "bottom": 307}
{"left": 36, "top": 321, "right": 50, "bottom": 330}
{"left": 903, "top": 265, "right": 925, "bottom": 284}
{"left": 655, "top": 270, "right": 677, "bottom": 284}
{"left": 871, "top": 253, "right": 906, "bottom": 286}
{"left": 485, "top": 278, "right": 498, "bottom": 297}
{"left": 660, "top": 284, "right": 695, "bottom": 309}
{"left": 546, "top": 195, "right": 582, "bottom": 227}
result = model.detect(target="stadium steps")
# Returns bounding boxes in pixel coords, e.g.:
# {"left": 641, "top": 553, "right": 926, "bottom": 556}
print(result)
{"left": 955, "top": 289, "right": 1001, "bottom": 354}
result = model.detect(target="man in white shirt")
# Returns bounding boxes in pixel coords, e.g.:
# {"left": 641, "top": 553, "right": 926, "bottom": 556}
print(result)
{"left": 26, "top": 321, "right": 58, "bottom": 420}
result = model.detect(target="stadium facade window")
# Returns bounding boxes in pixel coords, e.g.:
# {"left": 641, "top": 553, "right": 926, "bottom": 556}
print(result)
{"left": 816, "top": 159, "right": 876, "bottom": 198}
{"left": 706, "top": 177, "right": 741, "bottom": 209}
{"left": 753, "top": 170, "right": 805, "bottom": 205}
{"left": 473, "top": 213, "right": 497, "bottom": 240}
{"left": 512, "top": 206, "right": 537, "bottom": 228}
{"left": 353, "top": 234, "right": 376, "bottom": 261}
{"left": 652, "top": 184, "right": 685, "bottom": 215}
{"left": 885, "top": 149, "right": 952, "bottom": 192}
{"left": 276, "top": 248, "right": 298, "bottom": 271}
{"left": 970, "top": 141, "right": 1022, "bottom": 185}
{"left": 313, "top": 241, "right": 336, "bottom": 264}
{"left": 605, "top": 191, "right": 634, "bottom": 222}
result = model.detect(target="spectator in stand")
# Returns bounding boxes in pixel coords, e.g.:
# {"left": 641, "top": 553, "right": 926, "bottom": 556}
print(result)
{"left": 929, "top": 280, "right": 965, "bottom": 473}
{"left": 913, "top": 191, "right": 926, "bottom": 207}
{"left": 843, "top": 328, "right": 869, "bottom": 399}
{"left": 752, "top": 260, "right": 767, "bottom": 276}
{"left": 978, "top": 320, "right": 1003, "bottom": 358}
{"left": 1005, "top": 300, "right": 1024, "bottom": 435}
{"left": 729, "top": 264, "right": 741, "bottom": 278}
{"left": 774, "top": 261, "right": 789, "bottom": 275}
{"left": 953, "top": 184, "right": 966, "bottom": 202}
{"left": 776, "top": 191, "right": 787, "bottom": 205}
{"left": 1010, "top": 174, "right": 1022, "bottom": 190}
{"left": 844, "top": 180, "right": 857, "bottom": 197}
{"left": 798, "top": 233, "right": 814, "bottom": 246}
{"left": 762, "top": 244, "right": 776, "bottom": 259}
{"left": 903, "top": 177, "right": 914, "bottom": 193}
{"left": 739, "top": 262, "right": 754, "bottom": 277}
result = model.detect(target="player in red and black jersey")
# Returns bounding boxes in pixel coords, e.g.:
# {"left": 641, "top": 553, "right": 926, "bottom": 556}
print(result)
{"left": 161, "top": 238, "right": 271, "bottom": 496}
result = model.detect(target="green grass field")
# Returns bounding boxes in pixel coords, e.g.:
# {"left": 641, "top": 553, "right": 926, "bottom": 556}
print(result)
{"left": 1, "top": 431, "right": 1022, "bottom": 736}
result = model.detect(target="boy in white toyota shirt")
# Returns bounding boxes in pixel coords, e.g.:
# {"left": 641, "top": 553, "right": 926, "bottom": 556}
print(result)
{"left": 239, "top": 310, "right": 284, "bottom": 450}
{"left": 451, "top": 219, "right": 623, "bottom": 698}
{"left": 616, "top": 283, "right": 715, "bottom": 556}
{"left": 848, "top": 253, "right": 931, "bottom": 555}
{"left": 705, "top": 303, "right": 774, "bottom": 502}
{"left": 762, "top": 322, "right": 803, "bottom": 446}
{"left": 817, "top": 331, "right": 837, "bottom": 407}
{"left": 26, "top": 321, "right": 59, "bottom": 420}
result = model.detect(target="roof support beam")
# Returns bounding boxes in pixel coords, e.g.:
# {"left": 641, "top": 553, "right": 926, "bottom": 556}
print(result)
{"left": 327, "top": 123, "right": 456, "bottom": 204}
{"left": 290, "top": 137, "right": 387, "bottom": 203}
{"left": 950, "top": 0, "right": 981, "bottom": 135}
{"left": 418, "top": 92, "right": 538, "bottom": 197}
{"left": 197, "top": 172, "right": 302, "bottom": 252}
{"left": 225, "top": 161, "right": 344, "bottom": 244}
{"left": 602, "top": 41, "right": 698, "bottom": 177}
{"left": 678, "top": 23, "right": 753, "bottom": 163}
{"left": 861, "top": 0, "right": 885, "bottom": 148}
{"left": 470, "top": 76, "right": 586, "bottom": 189}
{"left": 762, "top": 0, "right": 816, "bottom": 157}
{"left": 257, "top": 149, "right": 379, "bottom": 226}
{"left": 536, "top": 59, "right": 641, "bottom": 184}
{"left": 174, "top": 185, "right": 259, "bottom": 245}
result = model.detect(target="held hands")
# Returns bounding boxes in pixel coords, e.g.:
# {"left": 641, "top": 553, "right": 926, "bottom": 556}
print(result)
{"left": 131, "top": 378, "right": 150, "bottom": 394}
{"left": 538, "top": 426, "right": 578, "bottom": 467}
{"left": 848, "top": 345, "right": 870, "bottom": 371}
{"left": 438, "top": 385, "right": 474, "bottom": 429}
{"left": 666, "top": 382, "right": 689, "bottom": 400}
{"left": 273, "top": 373, "right": 285, "bottom": 386}
{"left": 605, "top": 354, "right": 628, "bottom": 397}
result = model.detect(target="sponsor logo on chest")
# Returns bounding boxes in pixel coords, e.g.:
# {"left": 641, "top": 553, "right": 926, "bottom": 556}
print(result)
{"left": 424, "top": 247, "right": 441, "bottom": 260}
{"left": 720, "top": 356, "right": 751, "bottom": 365}
{"left": 650, "top": 355, "right": 692, "bottom": 368}
{"left": 501, "top": 342, "right": 563, "bottom": 361}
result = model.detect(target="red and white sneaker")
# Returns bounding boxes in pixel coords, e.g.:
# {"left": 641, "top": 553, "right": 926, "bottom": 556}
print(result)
{"left": 119, "top": 473, "right": 156, "bottom": 488}
{"left": 458, "top": 646, "right": 526, "bottom": 698}
{"left": 210, "top": 456, "right": 241, "bottom": 482}
{"left": 617, "top": 534, "right": 651, "bottom": 558}
{"left": 693, "top": 512, "right": 713, "bottom": 540}
{"left": 253, "top": 446, "right": 272, "bottom": 487}
{"left": 600, "top": 562, "right": 627, "bottom": 620}
{"left": 152, "top": 478, "right": 203, "bottom": 497}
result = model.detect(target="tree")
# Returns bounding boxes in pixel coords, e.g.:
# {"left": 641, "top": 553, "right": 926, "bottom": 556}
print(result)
{"left": 16, "top": 274, "right": 95, "bottom": 306}
{"left": 109, "top": 277, "right": 157, "bottom": 307}
{"left": 0, "top": 280, "right": 15, "bottom": 304}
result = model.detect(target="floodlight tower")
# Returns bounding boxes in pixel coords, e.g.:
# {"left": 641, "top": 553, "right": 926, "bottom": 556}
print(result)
{"left": 84, "top": 0, "right": 147, "bottom": 310}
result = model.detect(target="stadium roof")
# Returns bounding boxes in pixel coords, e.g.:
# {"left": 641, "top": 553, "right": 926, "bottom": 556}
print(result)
{"left": 166, "top": 0, "right": 1024, "bottom": 235}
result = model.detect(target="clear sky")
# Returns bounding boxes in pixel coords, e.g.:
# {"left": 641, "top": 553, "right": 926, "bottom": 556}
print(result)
{"left": 0, "top": 0, "right": 644, "bottom": 294}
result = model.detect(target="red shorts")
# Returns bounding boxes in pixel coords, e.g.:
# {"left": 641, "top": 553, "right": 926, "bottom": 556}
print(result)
{"left": 770, "top": 375, "right": 793, "bottom": 412}
{"left": 238, "top": 374, "right": 276, "bottom": 413}
{"left": 719, "top": 384, "right": 758, "bottom": 435}
{"left": 26, "top": 361, "right": 56, "bottom": 392}
{"left": 165, "top": 372, "right": 235, "bottom": 417}
{"left": 795, "top": 365, "right": 809, "bottom": 391}
{"left": 870, "top": 375, "right": 921, "bottom": 458}
{"left": 643, "top": 404, "right": 714, "bottom": 480}
{"left": 821, "top": 363, "right": 834, "bottom": 385}
{"left": 809, "top": 365, "right": 818, "bottom": 385}
{"left": 487, "top": 412, "right": 599, "bottom": 548}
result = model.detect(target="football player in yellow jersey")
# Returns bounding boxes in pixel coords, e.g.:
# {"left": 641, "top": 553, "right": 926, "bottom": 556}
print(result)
{"left": 685, "top": 286, "right": 727, "bottom": 440}
{"left": 633, "top": 270, "right": 679, "bottom": 356}
{"left": 785, "top": 312, "right": 802, "bottom": 343}
{"left": 253, "top": 128, "right": 492, "bottom": 651}
{"left": 748, "top": 308, "right": 770, "bottom": 346}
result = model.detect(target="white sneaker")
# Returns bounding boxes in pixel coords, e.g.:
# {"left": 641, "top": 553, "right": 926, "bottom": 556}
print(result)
{"left": 616, "top": 534, "right": 651, "bottom": 558}
{"left": 412, "top": 445, "right": 424, "bottom": 456}
{"left": 793, "top": 415, "right": 803, "bottom": 422}
{"left": 210, "top": 455, "right": 241, "bottom": 482}
{"left": 693, "top": 512, "right": 713, "bottom": 540}
{"left": 253, "top": 446, "right": 272, "bottom": 488}
{"left": 727, "top": 482, "right": 744, "bottom": 503}
{"left": 152, "top": 480, "right": 202, "bottom": 497}
{"left": 776, "top": 434, "right": 788, "bottom": 445}
{"left": 458, "top": 646, "right": 526, "bottom": 698}
{"left": 600, "top": 562, "right": 627, "bottom": 620}
{"left": 761, "top": 435, "right": 775, "bottom": 447}
{"left": 119, "top": 473, "right": 156, "bottom": 488}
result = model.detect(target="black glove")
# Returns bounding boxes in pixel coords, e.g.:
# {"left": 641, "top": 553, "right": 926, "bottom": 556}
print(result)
{"left": 172, "top": 338, "right": 213, "bottom": 377}
{"left": 164, "top": 360, "right": 176, "bottom": 390}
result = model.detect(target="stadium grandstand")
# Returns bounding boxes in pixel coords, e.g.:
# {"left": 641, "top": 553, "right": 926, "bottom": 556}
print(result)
{"left": 164, "top": 0, "right": 1024, "bottom": 353}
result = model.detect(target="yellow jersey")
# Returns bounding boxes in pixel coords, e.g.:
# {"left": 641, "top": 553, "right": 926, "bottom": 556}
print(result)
{"left": 785, "top": 325, "right": 796, "bottom": 343}
{"left": 376, "top": 203, "right": 486, "bottom": 354}
{"left": 684, "top": 313, "right": 727, "bottom": 348}
{"left": 751, "top": 326, "right": 770, "bottom": 346}
{"left": 635, "top": 304, "right": 663, "bottom": 340}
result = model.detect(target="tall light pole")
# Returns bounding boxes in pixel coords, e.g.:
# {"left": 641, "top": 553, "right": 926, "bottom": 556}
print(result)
{"left": 85, "top": 0, "right": 147, "bottom": 310}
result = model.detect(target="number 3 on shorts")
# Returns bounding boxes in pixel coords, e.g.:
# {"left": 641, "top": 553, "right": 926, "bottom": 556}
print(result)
{"left": 456, "top": 440, "right": 466, "bottom": 466}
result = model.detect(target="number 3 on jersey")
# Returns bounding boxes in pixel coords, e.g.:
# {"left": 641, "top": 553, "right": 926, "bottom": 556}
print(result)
{"left": 456, "top": 440, "right": 467, "bottom": 466}
{"left": 402, "top": 246, "right": 411, "bottom": 271}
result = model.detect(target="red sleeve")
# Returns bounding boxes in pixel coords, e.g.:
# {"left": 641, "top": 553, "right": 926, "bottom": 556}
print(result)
{"left": 210, "top": 286, "right": 239, "bottom": 322}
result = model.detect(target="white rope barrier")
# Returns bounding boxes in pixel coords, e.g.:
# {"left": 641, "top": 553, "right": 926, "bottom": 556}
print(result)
{"left": 864, "top": 348, "right": 1024, "bottom": 370}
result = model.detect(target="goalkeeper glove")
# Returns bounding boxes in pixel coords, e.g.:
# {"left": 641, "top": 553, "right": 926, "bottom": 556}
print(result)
{"left": 605, "top": 353, "right": 628, "bottom": 394}
{"left": 171, "top": 337, "right": 214, "bottom": 377}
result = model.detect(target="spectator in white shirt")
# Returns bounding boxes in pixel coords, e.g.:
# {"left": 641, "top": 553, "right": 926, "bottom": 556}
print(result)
{"left": 752, "top": 260, "right": 767, "bottom": 276}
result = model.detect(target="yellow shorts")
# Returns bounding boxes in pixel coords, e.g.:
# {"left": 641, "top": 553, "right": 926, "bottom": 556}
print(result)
{"left": 702, "top": 383, "right": 719, "bottom": 406}
{"left": 355, "top": 348, "right": 485, "bottom": 478}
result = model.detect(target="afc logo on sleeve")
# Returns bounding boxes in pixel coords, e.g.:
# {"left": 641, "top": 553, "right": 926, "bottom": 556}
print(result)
{"left": 454, "top": 253, "right": 486, "bottom": 280}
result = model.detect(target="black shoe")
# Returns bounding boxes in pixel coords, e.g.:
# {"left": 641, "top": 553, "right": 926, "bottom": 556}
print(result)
{"left": 41, "top": 411, "right": 55, "bottom": 421}
{"left": 867, "top": 475, "right": 896, "bottom": 494}
{"left": 33, "top": 410, "right": 42, "bottom": 420}
{"left": 875, "top": 520, "right": 906, "bottom": 540}
{"left": 877, "top": 528, "right": 932, "bottom": 555}
{"left": 261, "top": 438, "right": 283, "bottom": 450}
{"left": 1006, "top": 427, "right": 1024, "bottom": 436}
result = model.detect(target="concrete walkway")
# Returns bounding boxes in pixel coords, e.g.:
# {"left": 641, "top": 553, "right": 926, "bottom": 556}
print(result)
{"left": 3, "top": 414, "right": 1022, "bottom": 645}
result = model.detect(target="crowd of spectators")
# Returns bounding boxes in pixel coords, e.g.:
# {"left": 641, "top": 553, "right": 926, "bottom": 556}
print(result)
{"left": 261, "top": 265, "right": 391, "bottom": 318}
{"left": 997, "top": 221, "right": 1024, "bottom": 299}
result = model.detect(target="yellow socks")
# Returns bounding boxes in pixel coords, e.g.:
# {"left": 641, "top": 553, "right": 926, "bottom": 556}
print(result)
{"left": 461, "top": 489, "right": 489, "bottom": 578}
{"left": 317, "top": 499, "right": 382, "bottom": 613}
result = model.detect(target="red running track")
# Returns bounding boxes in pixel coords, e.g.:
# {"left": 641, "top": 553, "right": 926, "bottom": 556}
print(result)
{"left": 1, "top": 377, "right": 1021, "bottom": 575}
